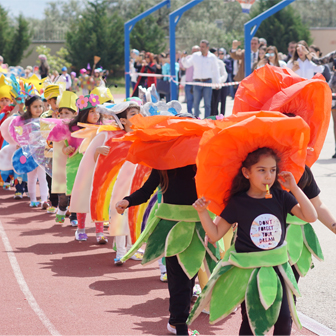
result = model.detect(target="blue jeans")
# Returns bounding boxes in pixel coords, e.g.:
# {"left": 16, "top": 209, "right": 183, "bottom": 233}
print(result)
{"left": 185, "top": 84, "right": 194, "bottom": 114}
{"left": 193, "top": 79, "right": 212, "bottom": 118}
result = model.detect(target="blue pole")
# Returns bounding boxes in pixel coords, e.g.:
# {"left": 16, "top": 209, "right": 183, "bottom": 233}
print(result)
{"left": 169, "top": 0, "right": 204, "bottom": 101}
{"left": 124, "top": 0, "right": 171, "bottom": 98}
{"left": 244, "top": 0, "right": 295, "bottom": 77}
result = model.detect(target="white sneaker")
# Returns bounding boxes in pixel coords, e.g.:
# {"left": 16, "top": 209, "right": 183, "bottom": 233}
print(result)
{"left": 160, "top": 272, "right": 168, "bottom": 282}
{"left": 130, "top": 252, "right": 143, "bottom": 261}
{"left": 167, "top": 323, "right": 177, "bottom": 335}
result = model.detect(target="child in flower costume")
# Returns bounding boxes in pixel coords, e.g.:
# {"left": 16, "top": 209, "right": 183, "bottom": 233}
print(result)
{"left": 232, "top": 64, "right": 335, "bottom": 279}
{"left": 188, "top": 113, "right": 317, "bottom": 335}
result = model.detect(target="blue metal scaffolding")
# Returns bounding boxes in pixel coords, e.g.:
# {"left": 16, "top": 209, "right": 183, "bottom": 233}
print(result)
{"left": 124, "top": 0, "right": 171, "bottom": 98}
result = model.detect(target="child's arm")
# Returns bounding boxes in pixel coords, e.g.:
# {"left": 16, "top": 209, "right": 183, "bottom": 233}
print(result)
{"left": 62, "top": 143, "right": 75, "bottom": 155}
{"left": 278, "top": 171, "right": 317, "bottom": 223}
{"left": 94, "top": 146, "right": 110, "bottom": 162}
{"left": 193, "top": 197, "right": 232, "bottom": 242}
{"left": 310, "top": 195, "right": 336, "bottom": 234}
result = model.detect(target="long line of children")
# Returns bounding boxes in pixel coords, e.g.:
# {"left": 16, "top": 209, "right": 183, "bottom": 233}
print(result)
{"left": 1, "top": 65, "right": 336, "bottom": 336}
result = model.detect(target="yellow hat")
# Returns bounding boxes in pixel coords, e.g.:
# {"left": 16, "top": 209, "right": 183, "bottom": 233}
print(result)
{"left": 21, "top": 74, "right": 47, "bottom": 94}
{"left": 0, "top": 75, "right": 12, "bottom": 100}
{"left": 90, "top": 86, "right": 114, "bottom": 104}
{"left": 58, "top": 91, "right": 78, "bottom": 112}
{"left": 44, "top": 84, "right": 60, "bottom": 100}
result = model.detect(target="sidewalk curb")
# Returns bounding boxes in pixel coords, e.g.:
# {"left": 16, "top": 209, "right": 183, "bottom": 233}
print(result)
{"left": 298, "top": 312, "right": 336, "bottom": 335}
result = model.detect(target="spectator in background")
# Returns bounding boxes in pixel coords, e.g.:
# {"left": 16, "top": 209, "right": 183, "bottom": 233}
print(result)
{"left": 330, "top": 59, "right": 336, "bottom": 158}
{"left": 230, "top": 37, "right": 260, "bottom": 82}
{"left": 161, "top": 52, "right": 179, "bottom": 102}
{"left": 130, "top": 49, "right": 139, "bottom": 90}
{"left": 59, "top": 66, "right": 72, "bottom": 90}
{"left": 210, "top": 47, "right": 228, "bottom": 116}
{"left": 259, "top": 38, "right": 267, "bottom": 48}
{"left": 24, "top": 66, "right": 33, "bottom": 79}
{"left": 38, "top": 54, "right": 49, "bottom": 79}
{"left": 179, "top": 45, "right": 200, "bottom": 114}
{"left": 309, "top": 45, "right": 321, "bottom": 57}
{"left": 256, "top": 46, "right": 287, "bottom": 69}
{"left": 298, "top": 44, "right": 333, "bottom": 82}
{"left": 33, "top": 66, "right": 41, "bottom": 79}
{"left": 252, "top": 46, "right": 266, "bottom": 70}
{"left": 181, "top": 40, "right": 220, "bottom": 118}
{"left": 287, "top": 41, "right": 324, "bottom": 79}
{"left": 284, "top": 41, "right": 296, "bottom": 63}
{"left": 0, "top": 55, "right": 4, "bottom": 68}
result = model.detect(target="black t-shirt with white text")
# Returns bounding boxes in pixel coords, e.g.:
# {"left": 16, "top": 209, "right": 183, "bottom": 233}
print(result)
{"left": 220, "top": 188, "right": 298, "bottom": 253}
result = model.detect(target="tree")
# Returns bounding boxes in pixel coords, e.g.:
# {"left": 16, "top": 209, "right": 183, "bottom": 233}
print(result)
{"left": 250, "top": 0, "right": 312, "bottom": 53}
{"left": 66, "top": 0, "right": 124, "bottom": 72}
{"left": 35, "top": 45, "right": 71, "bottom": 73}
{"left": 129, "top": 5, "right": 166, "bottom": 54}
{"left": 0, "top": 5, "right": 32, "bottom": 65}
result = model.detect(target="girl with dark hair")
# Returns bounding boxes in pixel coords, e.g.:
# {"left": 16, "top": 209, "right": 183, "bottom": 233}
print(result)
{"left": 188, "top": 113, "right": 317, "bottom": 336}
{"left": 19, "top": 95, "right": 49, "bottom": 207}
{"left": 287, "top": 40, "right": 324, "bottom": 79}
{"left": 61, "top": 94, "right": 108, "bottom": 243}
{"left": 192, "top": 147, "right": 316, "bottom": 336}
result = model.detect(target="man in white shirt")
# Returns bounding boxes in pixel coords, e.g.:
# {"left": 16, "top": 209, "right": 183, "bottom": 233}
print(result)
{"left": 181, "top": 40, "right": 220, "bottom": 118}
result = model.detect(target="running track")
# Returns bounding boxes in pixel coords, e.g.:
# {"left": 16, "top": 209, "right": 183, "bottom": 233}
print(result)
{"left": 0, "top": 188, "right": 315, "bottom": 335}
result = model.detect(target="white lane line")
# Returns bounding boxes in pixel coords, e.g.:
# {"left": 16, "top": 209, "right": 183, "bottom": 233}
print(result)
{"left": 0, "top": 220, "right": 61, "bottom": 336}
{"left": 298, "top": 312, "right": 336, "bottom": 336}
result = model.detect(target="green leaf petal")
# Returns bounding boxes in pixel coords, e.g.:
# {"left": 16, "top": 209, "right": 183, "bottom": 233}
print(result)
{"left": 188, "top": 263, "right": 233, "bottom": 325}
{"left": 277, "top": 262, "right": 301, "bottom": 297}
{"left": 177, "top": 230, "right": 206, "bottom": 279}
{"left": 165, "top": 221, "right": 195, "bottom": 257}
{"left": 294, "top": 243, "right": 312, "bottom": 277}
{"left": 257, "top": 267, "right": 278, "bottom": 310}
{"left": 210, "top": 267, "right": 254, "bottom": 324}
{"left": 286, "top": 224, "right": 304, "bottom": 265}
{"left": 302, "top": 223, "right": 324, "bottom": 261}
{"left": 142, "top": 219, "right": 176, "bottom": 265}
{"left": 246, "top": 268, "right": 283, "bottom": 336}
{"left": 284, "top": 281, "right": 302, "bottom": 330}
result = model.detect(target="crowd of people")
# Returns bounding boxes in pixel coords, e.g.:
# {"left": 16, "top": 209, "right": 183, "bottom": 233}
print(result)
{"left": 0, "top": 37, "right": 336, "bottom": 336}
{"left": 129, "top": 38, "right": 336, "bottom": 157}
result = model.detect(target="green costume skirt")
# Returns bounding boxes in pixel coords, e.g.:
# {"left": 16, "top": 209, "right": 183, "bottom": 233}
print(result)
{"left": 122, "top": 203, "right": 220, "bottom": 279}
{"left": 286, "top": 214, "right": 324, "bottom": 277}
{"left": 66, "top": 152, "right": 83, "bottom": 196}
{"left": 187, "top": 243, "right": 302, "bottom": 336}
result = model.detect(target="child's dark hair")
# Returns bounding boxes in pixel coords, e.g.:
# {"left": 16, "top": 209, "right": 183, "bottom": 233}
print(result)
{"left": 21, "top": 95, "right": 42, "bottom": 120}
{"left": 68, "top": 107, "right": 102, "bottom": 132}
{"left": 227, "top": 147, "right": 281, "bottom": 202}
{"left": 117, "top": 104, "right": 140, "bottom": 120}
{"left": 59, "top": 107, "right": 76, "bottom": 115}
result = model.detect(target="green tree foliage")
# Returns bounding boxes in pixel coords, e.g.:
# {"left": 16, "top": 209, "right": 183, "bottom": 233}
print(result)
{"left": 0, "top": 5, "right": 32, "bottom": 65}
{"left": 291, "top": 0, "right": 336, "bottom": 27}
{"left": 129, "top": 5, "right": 166, "bottom": 54}
{"left": 250, "top": 0, "right": 312, "bottom": 53}
{"left": 35, "top": 45, "right": 71, "bottom": 73}
{"left": 66, "top": 0, "right": 124, "bottom": 72}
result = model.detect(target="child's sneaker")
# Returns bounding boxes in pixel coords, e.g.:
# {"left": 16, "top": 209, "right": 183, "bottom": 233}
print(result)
{"left": 29, "top": 201, "right": 40, "bottom": 207}
{"left": 14, "top": 192, "right": 23, "bottom": 199}
{"left": 70, "top": 220, "right": 78, "bottom": 227}
{"left": 3, "top": 183, "right": 10, "bottom": 190}
{"left": 96, "top": 234, "right": 108, "bottom": 244}
{"left": 41, "top": 201, "right": 50, "bottom": 210}
{"left": 47, "top": 206, "right": 57, "bottom": 214}
{"left": 130, "top": 252, "right": 143, "bottom": 261}
{"left": 75, "top": 230, "right": 88, "bottom": 241}
{"left": 191, "top": 284, "right": 202, "bottom": 302}
{"left": 160, "top": 272, "right": 168, "bottom": 282}
{"left": 103, "top": 221, "right": 109, "bottom": 228}
{"left": 114, "top": 257, "right": 124, "bottom": 266}
{"left": 55, "top": 214, "right": 65, "bottom": 223}
{"left": 167, "top": 323, "right": 176, "bottom": 335}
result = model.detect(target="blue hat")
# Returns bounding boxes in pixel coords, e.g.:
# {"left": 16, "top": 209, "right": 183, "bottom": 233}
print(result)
{"left": 131, "top": 49, "right": 139, "bottom": 56}
{"left": 61, "top": 66, "right": 67, "bottom": 71}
